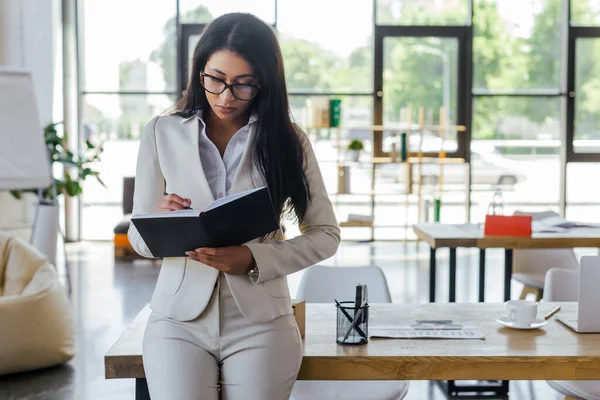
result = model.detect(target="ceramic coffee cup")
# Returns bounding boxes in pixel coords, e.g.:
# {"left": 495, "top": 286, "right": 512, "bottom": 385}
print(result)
{"left": 506, "top": 300, "right": 537, "bottom": 328}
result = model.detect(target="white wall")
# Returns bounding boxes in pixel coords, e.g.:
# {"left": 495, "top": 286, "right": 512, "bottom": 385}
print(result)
{"left": 0, "top": 0, "right": 61, "bottom": 239}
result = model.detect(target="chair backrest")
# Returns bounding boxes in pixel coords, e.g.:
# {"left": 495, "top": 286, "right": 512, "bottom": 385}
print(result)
{"left": 513, "top": 248, "right": 579, "bottom": 274}
{"left": 123, "top": 177, "right": 135, "bottom": 215}
{"left": 513, "top": 209, "right": 560, "bottom": 221}
{"left": 543, "top": 268, "right": 579, "bottom": 302}
{"left": 296, "top": 265, "right": 392, "bottom": 303}
{"left": 512, "top": 210, "right": 579, "bottom": 274}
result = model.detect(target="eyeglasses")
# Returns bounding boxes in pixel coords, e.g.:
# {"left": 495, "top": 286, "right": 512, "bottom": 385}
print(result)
{"left": 200, "top": 72, "right": 260, "bottom": 101}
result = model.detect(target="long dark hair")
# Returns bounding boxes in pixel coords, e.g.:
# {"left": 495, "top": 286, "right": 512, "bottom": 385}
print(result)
{"left": 174, "top": 13, "right": 310, "bottom": 222}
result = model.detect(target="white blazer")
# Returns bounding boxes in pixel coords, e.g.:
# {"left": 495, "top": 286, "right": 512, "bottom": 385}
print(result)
{"left": 128, "top": 114, "right": 340, "bottom": 323}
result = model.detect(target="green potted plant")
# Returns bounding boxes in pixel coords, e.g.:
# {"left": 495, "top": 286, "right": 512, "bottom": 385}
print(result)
{"left": 10, "top": 121, "right": 106, "bottom": 201}
{"left": 9, "top": 122, "right": 105, "bottom": 262}
{"left": 347, "top": 139, "right": 364, "bottom": 161}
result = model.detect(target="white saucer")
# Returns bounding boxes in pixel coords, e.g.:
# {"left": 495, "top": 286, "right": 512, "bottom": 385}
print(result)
{"left": 496, "top": 317, "right": 548, "bottom": 330}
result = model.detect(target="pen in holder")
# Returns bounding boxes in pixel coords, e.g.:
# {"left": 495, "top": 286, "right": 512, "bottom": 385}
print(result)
{"left": 335, "top": 300, "right": 369, "bottom": 345}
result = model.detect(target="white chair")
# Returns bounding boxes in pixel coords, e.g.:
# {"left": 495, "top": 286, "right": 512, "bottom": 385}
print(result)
{"left": 291, "top": 265, "right": 409, "bottom": 400}
{"left": 544, "top": 268, "right": 600, "bottom": 400}
{"left": 512, "top": 210, "right": 579, "bottom": 301}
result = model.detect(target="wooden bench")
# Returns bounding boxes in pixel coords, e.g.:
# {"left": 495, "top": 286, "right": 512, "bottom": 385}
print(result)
{"left": 106, "top": 302, "right": 600, "bottom": 400}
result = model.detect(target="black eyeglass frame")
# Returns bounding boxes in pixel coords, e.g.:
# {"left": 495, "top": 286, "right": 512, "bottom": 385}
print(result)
{"left": 199, "top": 72, "right": 261, "bottom": 101}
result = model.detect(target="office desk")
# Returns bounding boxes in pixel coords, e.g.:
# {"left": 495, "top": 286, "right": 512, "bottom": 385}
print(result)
{"left": 105, "top": 303, "right": 600, "bottom": 399}
{"left": 413, "top": 223, "right": 600, "bottom": 302}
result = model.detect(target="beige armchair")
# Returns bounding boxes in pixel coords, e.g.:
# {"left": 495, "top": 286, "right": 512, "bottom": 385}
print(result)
{"left": 0, "top": 231, "right": 74, "bottom": 375}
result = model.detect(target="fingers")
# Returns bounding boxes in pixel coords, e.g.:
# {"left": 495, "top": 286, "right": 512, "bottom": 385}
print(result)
{"left": 184, "top": 247, "right": 250, "bottom": 276}
{"left": 155, "top": 193, "right": 192, "bottom": 212}
{"left": 196, "top": 247, "right": 218, "bottom": 256}
{"left": 185, "top": 248, "right": 221, "bottom": 268}
{"left": 167, "top": 193, "right": 192, "bottom": 208}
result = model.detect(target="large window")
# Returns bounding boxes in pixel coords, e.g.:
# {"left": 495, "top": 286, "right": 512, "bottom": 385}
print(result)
{"left": 571, "top": 0, "right": 600, "bottom": 25}
{"left": 470, "top": 0, "right": 564, "bottom": 223}
{"left": 179, "top": 0, "right": 275, "bottom": 24}
{"left": 277, "top": 0, "right": 373, "bottom": 94}
{"left": 77, "top": 0, "right": 600, "bottom": 240}
{"left": 81, "top": 1, "right": 179, "bottom": 240}
{"left": 473, "top": 0, "right": 562, "bottom": 93}
{"left": 376, "top": 0, "right": 470, "bottom": 25}
{"left": 471, "top": 97, "right": 561, "bottom": 217}
{"left": 574, "top": 38, "right": 600, "bottom": 153}
{"left": 82, "top": 0, "right": 176, "bottom": 92}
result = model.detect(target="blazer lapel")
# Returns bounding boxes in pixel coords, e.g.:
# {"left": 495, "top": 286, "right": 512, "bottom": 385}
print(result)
{"left": 178, "top": 116, "right": 215, "bottom": 209}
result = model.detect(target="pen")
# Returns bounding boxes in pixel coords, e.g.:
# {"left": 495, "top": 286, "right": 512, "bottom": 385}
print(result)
{"left": 544, "top": 305, "right": 561, "bottom": 320}
{"left": 163, "top": 191, "right": 193, "bottom": 210}
{"left": 342, "top": 298, "right": 368, "bottom": 341}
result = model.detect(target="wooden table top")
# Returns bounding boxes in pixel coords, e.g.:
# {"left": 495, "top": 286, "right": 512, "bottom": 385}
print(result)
{"left": 105, "top": 302, "right": 600, "bottom": 381}
{"left": 414, "top": 223, "right": 600, "bottom": 249}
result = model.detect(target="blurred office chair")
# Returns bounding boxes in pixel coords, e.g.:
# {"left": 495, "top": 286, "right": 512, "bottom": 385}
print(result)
{"left": 512, "top": 210, "right": 579, "bottom": 301}
{"left": 544, "top": 267, "right": 600, "bottom": 400}
{"left": 113, "top": 177, "right": 147, "bottom": 260}
{"left": 291, "top": 265, "right": 409, "bottom": 400}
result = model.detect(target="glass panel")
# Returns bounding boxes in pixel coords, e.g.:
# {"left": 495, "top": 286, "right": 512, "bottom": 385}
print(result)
{"left": 566, "top": 163, "right": 600, "bottom": 223}
{"left": 81, "top": 94, "right": 175, "bottom": 240}
{"left": 278, "top": 0, "right": 373, "bottom": 92}
{"left": 189, "top": 34, "right": 201, "bottom": 67}
{"left": 473, "top": 0, "right": 561, "bottom": 91}
{"left": 291, "top": 94, "right": 372, "bottom": 191}
{"left": 179, "top": 0, "right": 275, "bottom": 24}
{"left": 571, "top": 0, "right": 600, "bottom": 26}
{"left": 574, "top": 38, "right": 600, "bottom": 153}
{"left": 383, "top": 37, "right": 459, "bottom": 152}
{"left": 471, "top": 97, "right": 560, "bottom": 222}
{"left": 290, "top": 95, "right": 372, "bottom": 131}
{"left": 82, "top": 0, "right": 176, "bottom": 92}
{"left": 376, "top": 0, "right": 469, "bottom": 25}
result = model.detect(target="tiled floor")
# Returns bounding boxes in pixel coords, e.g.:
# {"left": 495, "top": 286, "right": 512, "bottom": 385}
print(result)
{"left": 0, "top": 240, "right": 575, "bottom": 400}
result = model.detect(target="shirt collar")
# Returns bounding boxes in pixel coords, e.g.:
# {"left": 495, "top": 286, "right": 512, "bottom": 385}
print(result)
{"left": 180, "top": 108, "right": 258, "bottom": 125}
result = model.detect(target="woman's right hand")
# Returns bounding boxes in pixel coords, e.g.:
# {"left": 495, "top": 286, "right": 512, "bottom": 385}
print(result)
{"left": 155, "top": 193, "right": 192, "bottom": 213}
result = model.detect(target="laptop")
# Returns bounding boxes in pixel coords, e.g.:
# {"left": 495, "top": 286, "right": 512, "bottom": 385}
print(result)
{"left": 557, "top": 255, "right": 600, "bottom": 333}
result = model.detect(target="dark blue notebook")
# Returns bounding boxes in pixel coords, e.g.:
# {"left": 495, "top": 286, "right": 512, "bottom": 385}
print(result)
{"left": 131, "top": 187, "right": 279, "bottom": 258}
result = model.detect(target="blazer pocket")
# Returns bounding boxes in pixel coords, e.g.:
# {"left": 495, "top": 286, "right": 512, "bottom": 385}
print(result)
{"left": 155, "top": 257, "right": 186, "bottom": 297}
{"left": 262, "top": 276, "right": 290, "bottom": 298}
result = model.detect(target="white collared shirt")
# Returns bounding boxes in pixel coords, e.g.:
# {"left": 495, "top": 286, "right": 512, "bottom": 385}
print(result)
{"left": 196, "top": 110, "right": 257, "bottom": 199}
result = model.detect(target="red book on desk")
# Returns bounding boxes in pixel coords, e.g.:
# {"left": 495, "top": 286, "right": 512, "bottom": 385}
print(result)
{"left": 484, "top": 215, "right": 532, "bottom": 237}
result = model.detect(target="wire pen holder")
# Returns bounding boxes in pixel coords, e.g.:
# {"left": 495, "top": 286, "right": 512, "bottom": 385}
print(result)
{"left": 336, "top": 301, "right": 369, "bottom": 345}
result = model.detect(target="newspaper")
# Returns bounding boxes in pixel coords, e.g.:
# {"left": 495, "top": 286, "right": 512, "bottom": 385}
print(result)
{"left": 370, "top": 320, "right": 485, "bottom": 340}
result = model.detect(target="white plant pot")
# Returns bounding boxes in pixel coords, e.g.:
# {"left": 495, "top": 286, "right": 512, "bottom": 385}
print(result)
{"left": 30, "top": 201, "right": 59, "bottom": 265}
{"left": 349, "top": 150, "right": 361, "bottom": 162}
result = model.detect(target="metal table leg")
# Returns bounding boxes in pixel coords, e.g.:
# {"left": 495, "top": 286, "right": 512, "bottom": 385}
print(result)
{"left": 479, "top": 249, "right": 486, "bottom": 303}
{"left": 444, "top": 379, "right": 509, "bottom": 398}
{"left": 447, "top": 248, "right": 509, "bottom": 398}
{"left": 504, "top": 249, "right": 513, "bottom": 302}
{"left": 429, "top": 247, "right": 437, "bottom": 302}
{"left": 449, "top": 248, "right": 457, "bottom": 303}
{"left": 136, "top": 378, "right": 150, "bottom": 400}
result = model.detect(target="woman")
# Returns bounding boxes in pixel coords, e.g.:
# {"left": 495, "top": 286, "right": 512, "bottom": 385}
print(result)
{"left": 127, "top": 12, "right": 340, "bottom": 400}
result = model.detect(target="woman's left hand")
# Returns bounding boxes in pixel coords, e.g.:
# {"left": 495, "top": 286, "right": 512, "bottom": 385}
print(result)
{"left": 185, "top": 246, "right": 255, "bottom": 275}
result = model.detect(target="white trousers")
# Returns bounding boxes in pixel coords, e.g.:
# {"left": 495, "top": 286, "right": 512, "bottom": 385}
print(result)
{"left": 142, "top": 273, "right": 303, "bottom": 400}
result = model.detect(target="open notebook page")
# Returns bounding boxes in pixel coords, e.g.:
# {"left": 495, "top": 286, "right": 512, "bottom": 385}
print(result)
{"left": 132, "top": 187, "right": 266, "bottom": 219}
{"left": 203, "top": 187, "right": 264, "bottom": 213}
{"left": 132, "top": 209, "right": 201, "bottom": 219}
